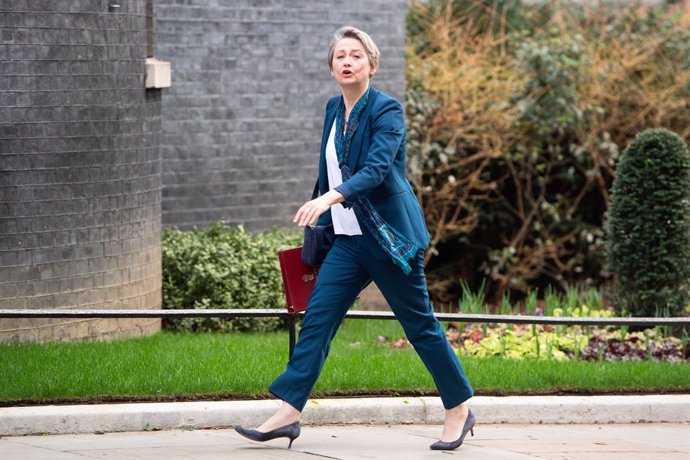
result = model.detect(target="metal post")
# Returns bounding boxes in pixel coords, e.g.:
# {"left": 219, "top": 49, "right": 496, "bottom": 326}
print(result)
{"left": 288, "top": 315, "right": 296, "bottom": 359}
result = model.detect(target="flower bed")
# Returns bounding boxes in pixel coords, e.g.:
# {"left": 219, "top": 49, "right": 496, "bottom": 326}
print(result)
{"left": 378, "top": 303, "right": 689, "bottom": 363}
{"left": 448, "top": 323, "right": 688, "bottom": 363}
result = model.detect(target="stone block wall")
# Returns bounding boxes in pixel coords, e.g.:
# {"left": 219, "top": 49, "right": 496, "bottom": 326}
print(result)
{"left": 0, "top": 0, "right": 162, "bottom": 341}
{"left": 155, "top": 0, "right": 407, "bottom": 230}
{"left": 0, "top": 0, "right": 406, "bottom": 341}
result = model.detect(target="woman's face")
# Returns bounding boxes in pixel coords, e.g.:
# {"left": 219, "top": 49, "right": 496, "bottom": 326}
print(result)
{"left": 330, "top": 37, "right": 375, "bottom": 88}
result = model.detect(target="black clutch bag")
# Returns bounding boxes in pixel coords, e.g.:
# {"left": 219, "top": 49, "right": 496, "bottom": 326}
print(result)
{"left": 302, "top": 223, "right": 334, "bottom": 267}
{"left": 300, "top": 180, "right": 335, "bottom": 267}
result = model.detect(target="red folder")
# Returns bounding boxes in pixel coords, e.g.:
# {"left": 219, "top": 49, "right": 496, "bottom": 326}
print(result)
{"left": 278, "top": 247, "right": 318, "bottom": 314}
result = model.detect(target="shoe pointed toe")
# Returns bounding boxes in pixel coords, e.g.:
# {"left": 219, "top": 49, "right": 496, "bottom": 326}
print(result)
{"left": 234, "top": 421, "right": 301, "bottom": 449}
{"left": 429, "top": 439, "right": 456, "bottom": 451}
{"left": 429, "top": 409, "right": 476, "bottom": 451}
{"left": 234, "top": 426, "right": 256, "bottom": 438}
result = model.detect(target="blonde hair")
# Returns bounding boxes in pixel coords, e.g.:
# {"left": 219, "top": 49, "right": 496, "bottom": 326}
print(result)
{"left": 327, "top": 26, "right": 380, "bottom": 78}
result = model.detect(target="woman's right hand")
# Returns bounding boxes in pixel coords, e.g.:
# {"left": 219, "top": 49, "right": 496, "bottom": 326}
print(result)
{"left": 294, "top": 190, "right": 345, "bottom": 227}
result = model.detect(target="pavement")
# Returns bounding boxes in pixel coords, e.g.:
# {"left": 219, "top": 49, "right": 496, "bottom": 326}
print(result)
{"left": 1, "top": 422, "right": 689, "bottom": 459}
{"left": 1, "top": 395, "right": 689, "bottom": 459}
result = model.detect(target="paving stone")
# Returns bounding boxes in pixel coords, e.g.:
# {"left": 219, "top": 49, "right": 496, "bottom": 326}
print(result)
{"left": 4, "top": 423, "right": 688, "bottom": 460}
{"left": 539, "top": 453, "right": 690, "bottom": 460}
{"left": 5, "top": 428, "right": 244, "bottom": 451}
{"left": 0, "top": 439, "right": 94, "bottom": 460}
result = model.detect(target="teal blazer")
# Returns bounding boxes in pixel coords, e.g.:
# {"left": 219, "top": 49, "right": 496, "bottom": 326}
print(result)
{"left": 315, "top": 86, "right": 430, "bottom": 253}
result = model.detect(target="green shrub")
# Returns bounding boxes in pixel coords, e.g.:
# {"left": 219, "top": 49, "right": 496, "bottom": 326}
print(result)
{"left": 607, "top": 128, "right": 690, "bottom": 316}
{"left": 162, "top": 223, "right": 302, "bottom": 332}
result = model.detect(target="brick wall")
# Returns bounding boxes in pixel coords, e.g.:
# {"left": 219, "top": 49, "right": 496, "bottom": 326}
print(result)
{"left": 155, "top": 0, "right": 407, "bottom": 230}
{"left": 0, "top": 0, "right": 162, "bottom": 341}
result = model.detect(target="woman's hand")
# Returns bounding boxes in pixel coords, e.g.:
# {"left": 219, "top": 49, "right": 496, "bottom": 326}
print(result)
{"left": 294, "top": 190, "right": 345, "bottom": 227}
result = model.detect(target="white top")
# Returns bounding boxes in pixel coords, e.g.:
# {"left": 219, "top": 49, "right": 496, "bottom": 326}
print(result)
{"left": 326, "top": 120, "right": 362, "bottom": 235}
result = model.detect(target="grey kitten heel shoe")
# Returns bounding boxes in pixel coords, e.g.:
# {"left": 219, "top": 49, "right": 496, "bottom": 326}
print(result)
{"left": 429, "top": 409, "right": 476, "bottom": 451}
{"left": 234, "top": 421, "right": 301, "bottom": 449}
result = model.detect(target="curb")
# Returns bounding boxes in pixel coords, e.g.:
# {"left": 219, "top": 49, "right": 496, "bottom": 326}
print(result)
{"left": 1, "top": 395, "right": 689, "bottom": 436}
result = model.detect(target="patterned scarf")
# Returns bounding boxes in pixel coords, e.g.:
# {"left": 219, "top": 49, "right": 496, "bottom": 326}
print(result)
{"left": 335, "top": 87, "right": 420, "bottom": 275}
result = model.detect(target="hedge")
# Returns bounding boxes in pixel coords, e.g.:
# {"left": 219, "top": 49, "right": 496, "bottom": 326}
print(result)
{"left": 162, "top": 223, "right": 302, "bottom": 332}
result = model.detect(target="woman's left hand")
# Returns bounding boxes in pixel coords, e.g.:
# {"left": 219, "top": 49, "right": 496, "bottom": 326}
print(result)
{"left": 294, "top": 190, "right": 345, "bottom": 227}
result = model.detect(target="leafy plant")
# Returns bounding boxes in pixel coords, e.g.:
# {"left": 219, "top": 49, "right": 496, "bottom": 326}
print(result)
{"left": 607, "top": 128, "right": 690, "bottom": 316}
{"left": 579, "top": 329, "right": 687, "bottom": 363}
{"left": 447, "top": 283, "right": 614, "bottom": 318}
{"left": 162, "top": 223, "right": 302, "bottom": 332}
{"left": 449, "top": 322, "right": 687, "bottom": 362}
{"left": 406, "top": 0, "right": 690, "bottom": 304}
{"left": 458, "top": 279, "right": 487, "bottom": 313}
{"left": 456, "top": 323, "right": 588, "bottom": 361}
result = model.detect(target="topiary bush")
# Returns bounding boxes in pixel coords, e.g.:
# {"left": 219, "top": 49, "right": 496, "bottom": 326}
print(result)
{"left": 162, "top": 223, "right": 302, "bottom": 332}
{"left": 607, "top": 128, "right": 690, "bottom": 316}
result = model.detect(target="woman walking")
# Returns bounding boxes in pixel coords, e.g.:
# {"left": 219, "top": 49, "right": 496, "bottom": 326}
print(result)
{"left": 235, "top": 26, "right": 475, "bottom": 451}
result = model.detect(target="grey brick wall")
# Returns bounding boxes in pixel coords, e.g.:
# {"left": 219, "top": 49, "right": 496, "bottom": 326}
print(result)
{"left": 155, "top": 0, "right": 407, "bottom": 230}
{"left": 0, "top": 0, "right": 162, "bottom": 341}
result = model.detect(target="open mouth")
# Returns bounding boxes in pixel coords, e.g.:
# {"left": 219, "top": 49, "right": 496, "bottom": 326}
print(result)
{"left": 342, "top": 70, "right": 353, "bottom": 76}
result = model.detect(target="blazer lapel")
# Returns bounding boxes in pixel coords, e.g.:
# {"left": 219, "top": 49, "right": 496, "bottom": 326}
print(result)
{"left": 346, "top": 86, "right": 379, "bottom": 172}
{"left": 318, "top": 99, "right": 339, "bottom": 195}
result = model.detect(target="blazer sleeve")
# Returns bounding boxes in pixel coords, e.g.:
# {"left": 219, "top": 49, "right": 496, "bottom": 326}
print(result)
{"left": 334, "top": 98, "right": 404, "bottom": 205}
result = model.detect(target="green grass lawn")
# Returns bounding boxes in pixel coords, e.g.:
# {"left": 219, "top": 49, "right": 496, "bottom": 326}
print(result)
{"left": 1, "top": 320, "right": 688, "bottom": 404}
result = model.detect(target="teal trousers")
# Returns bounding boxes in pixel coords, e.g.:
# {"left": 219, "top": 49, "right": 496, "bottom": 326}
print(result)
{"left": 269, "top": 235, "right": 474, "bottom": 411}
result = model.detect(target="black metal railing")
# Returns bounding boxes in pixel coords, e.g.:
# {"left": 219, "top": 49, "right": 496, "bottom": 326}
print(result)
{"left": 1, "top": 308, "right": 689, "bottom": 358}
